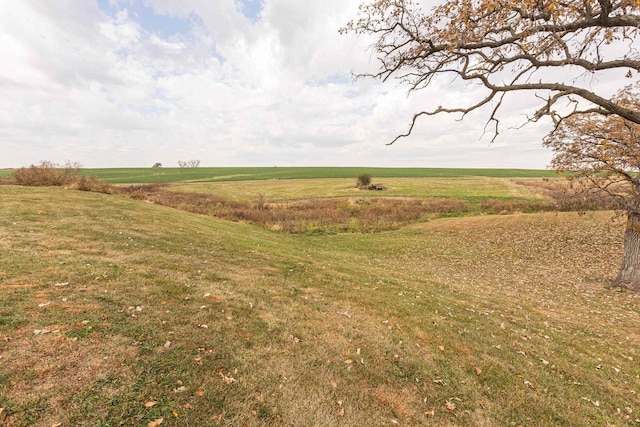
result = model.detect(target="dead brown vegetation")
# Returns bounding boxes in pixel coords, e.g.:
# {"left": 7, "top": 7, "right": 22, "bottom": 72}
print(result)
{"left": 115, "top": 184, "right": 468, "bottom": 233}
{"left": 4, "top": 161, "right": 111, "bottom": 193}
{"left": 515, "top": 179, "right": 618, "bottom": 212}
{"left": 104, "top": 179, "right": 619, "bottom": 233}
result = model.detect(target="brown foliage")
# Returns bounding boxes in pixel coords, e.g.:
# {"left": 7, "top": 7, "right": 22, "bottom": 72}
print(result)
{"left": 543, "top": 84, "right": 640, "bottom": 213}
{"left": 6, "top": 161, "right": 111, "bottom": 193}
{"left": 515, "top": 179, "right": 617, "bottom": 212}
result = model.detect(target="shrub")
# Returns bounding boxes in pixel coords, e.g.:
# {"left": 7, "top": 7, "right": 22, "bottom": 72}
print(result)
{"left": 11, "top": 161, "right": 80, "bottom": 187}
{"left": 6, "top": 160, "right": 111, "bottom": 193}
{"left": 356, "top": 173, "right": 372, "bottom": 188}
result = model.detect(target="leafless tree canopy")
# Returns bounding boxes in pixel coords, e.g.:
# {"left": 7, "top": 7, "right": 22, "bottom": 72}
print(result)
{"left": 178, "top": 160, "right": 201, "bottom": 168}
{"left": 343, "top": 0, "right": 640, "bottom": 143}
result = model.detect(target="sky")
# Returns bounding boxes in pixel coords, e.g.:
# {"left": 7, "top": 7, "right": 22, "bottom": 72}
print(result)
{"left": 0, "top": 0, "right": 623, "bottom": 169}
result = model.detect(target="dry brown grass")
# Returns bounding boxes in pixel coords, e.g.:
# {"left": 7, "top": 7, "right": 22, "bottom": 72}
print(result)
{"left": 110, "top": 178, "right": 617, "bottom": 233}
{"left": 114, "top": 184, "right": 468, "bottom": 233}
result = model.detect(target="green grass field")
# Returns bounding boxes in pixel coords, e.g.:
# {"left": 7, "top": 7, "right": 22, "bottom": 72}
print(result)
{"left": 1, "top": 181, "right": 638, "bottom": 426}
{"left": 77, "top": 167, "right": 556, "bottom": 184}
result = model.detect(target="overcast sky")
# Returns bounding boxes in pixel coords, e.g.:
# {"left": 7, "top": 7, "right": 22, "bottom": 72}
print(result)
{"left": 0, "top": 0, "right": 598, "bottom": 169}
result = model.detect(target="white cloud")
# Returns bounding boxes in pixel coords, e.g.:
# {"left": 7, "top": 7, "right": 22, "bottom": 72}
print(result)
{"left": 0, "top": 0, "right": 565, "bottom": 168}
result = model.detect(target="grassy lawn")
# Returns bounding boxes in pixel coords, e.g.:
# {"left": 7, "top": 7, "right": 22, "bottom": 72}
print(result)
{"left": 1, "top": 185, "right": 638, "bottom": 426}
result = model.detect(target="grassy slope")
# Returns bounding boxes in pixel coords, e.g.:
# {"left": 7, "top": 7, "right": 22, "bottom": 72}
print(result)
{"left": 82, "top": 167, "right": 556, "bottom": 184}
{"left": 1, "top": 187, "right": 638, "bottom": 426}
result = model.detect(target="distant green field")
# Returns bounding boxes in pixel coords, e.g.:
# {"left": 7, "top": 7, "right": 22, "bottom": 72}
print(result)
{"left": 79, "top": 167, "right": 555, "bottom": 184}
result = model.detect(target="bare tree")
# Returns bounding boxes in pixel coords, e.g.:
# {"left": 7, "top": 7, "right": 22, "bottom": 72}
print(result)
{"left": 178, "top": 160, "right": 201, "bottom": 168}
{"left": 344, "top": 0, "right": 640, "bottom": 289}
{"left": 343, "top": 0, "right": 640, "bottom": 141}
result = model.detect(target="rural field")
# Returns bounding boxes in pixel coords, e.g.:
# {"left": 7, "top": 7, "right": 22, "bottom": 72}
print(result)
{"left": 1, "top": 169, "right": 639, "bottom": 426}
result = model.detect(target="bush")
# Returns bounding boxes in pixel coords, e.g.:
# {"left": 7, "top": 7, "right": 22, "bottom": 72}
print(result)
{"left": 11, "top": 161, "right": 80, "bottom": 186}
{"left": 6, "top": 160, "right": 111, "bottom": 193}
{"left": 356, "top": 173, "right": 372, "bottom": 188}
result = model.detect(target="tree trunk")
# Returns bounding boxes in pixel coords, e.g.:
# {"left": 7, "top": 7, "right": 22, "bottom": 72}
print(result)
{"left": 612, "top": 212, "right": 640, "bottom": 291}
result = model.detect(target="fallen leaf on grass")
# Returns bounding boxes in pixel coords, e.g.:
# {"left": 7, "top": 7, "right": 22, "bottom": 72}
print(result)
{"left": 425, "top": 409, "right": 435, "bottom": 416}
{"left": 219, "top": 370, "right": 236, "bottom": 384}
{"left": 38, "top": 302, "right": 51, "bottom": 307}
{"left": 54, "top": 282, "right": 69, "bottom": 287}
{"left": 195, "top": 389, "right": 205, "bottom": 396}
{"left": 344, "top": 359, "right": 353, "bottom": 364}
{"left": 581, "top": 397, "right": 600, "bottom": 407}
{"left": 433, "top": 379, "right": 447, "bottom": 386}
{"left": 33, "top": 329, "right": 51, "bottom": 335}
{"left": 445, "top": 401, "right": 456, "bottom": 411}
{"left": 148, "top": 418, "right": 164, "bottom": 427}
{"left": 475, "top": 367, "right": 482, "bottom": 375}
{"left": 336, "top": 400, "right": 344, "bottom": 416}
{"left": 144, "top": 401, "right": 158, "bottom": 408}
{"left": 173, "top": 386, "right": 187, "bottom": 393}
